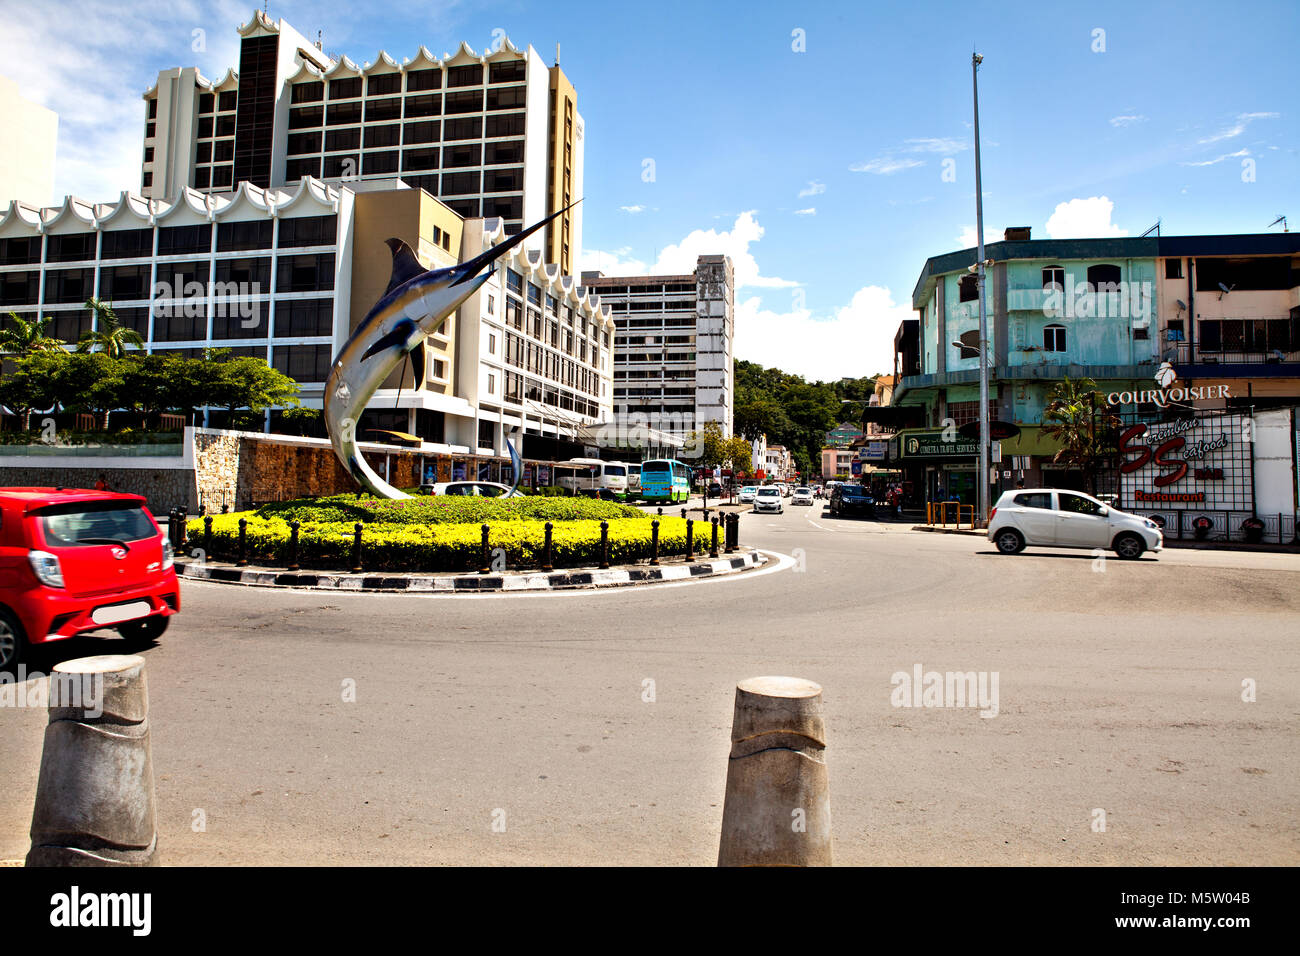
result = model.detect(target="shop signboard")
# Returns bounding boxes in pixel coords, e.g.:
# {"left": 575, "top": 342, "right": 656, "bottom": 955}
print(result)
{"left": 1118, "top": 411, "right": 1252, "bottom": 511}
{"left": 862, "top": 441, "right": 887, "bottom": 462}
{"left": 903, "top": 431, "right": 980, "bottom": 458}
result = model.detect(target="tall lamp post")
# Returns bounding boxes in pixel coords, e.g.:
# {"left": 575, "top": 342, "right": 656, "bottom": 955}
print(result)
{"left": 972, "top": 51, "right": 991, "bottom": 526}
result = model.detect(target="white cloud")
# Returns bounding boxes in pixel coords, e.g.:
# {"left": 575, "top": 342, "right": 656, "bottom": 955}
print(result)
{"left": 849, "top": 157, "right": 924, "bottom": 175}
{"left": 620, "top": 204, "right": 645, "bottom": 213}
{"left": 798, "top": 180, "right": 825, "bottom": 198}
{"left": 1179, "top": 148, "right": 1250, "bottom": 167}
{"left": 904, "top": 137, "right": 968, "bottom": 154}
{"left": 956, "top": 226, "right": 998, "bottom": 249}
{"left": 1044, "top": 197, "right": 1128, "bottom": 239}
{"left": 1109, "top": 114, "right": 1147, "bottom": 127}
{"left": 793, "top": 207, "right": 816, "bottom": 216}
{"left": 0, "top": 0, "right": 253, "bottom": 204}
{"left": 1198, "top": 111, "right": 1278, "bottom": 145}
{"left": 734, "top": 285, "right": 910, "bottom": 380}
{"left": 580, "top": 211, "right": 796, "bottom": 289}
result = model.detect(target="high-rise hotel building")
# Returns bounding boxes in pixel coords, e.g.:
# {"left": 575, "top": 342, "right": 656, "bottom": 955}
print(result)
{"left": 582, "top": 256, "right": 735, "bottom": 439}
{"left": 142, "top": 10, "right": 582, "bottom": 271}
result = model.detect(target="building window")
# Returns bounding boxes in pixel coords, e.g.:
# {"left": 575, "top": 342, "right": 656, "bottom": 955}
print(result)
{"left": 484, "top": 140, "right": 523, "bottom": 165}
{"left": 217, "top": 220, "right": 273, "bottom": 252}
{"left": 447, "top": 65, "right": 483, "bottom": 88}
{"left": 442, "top": 116, "right": 482, "bottom": 141}
{"left": 98, "top": 229, "right": 152, "bottom": 261}
{"left": 288, "top": 106, "right": 323, "bottom": 129}
{"left": 214, "top": 257, "right": 271, "bottom": 288}
{"left": 487, "top": 297, "right": 495, "bottom": 317}
{"left": 488, "top": 332, "right": 496, "bottom": 354}
{"left": 158, "top": 224, "right": 211, "bottom": 257}
{"left": 365, "top": 97, "right": 402, "bottom": 123}
{"left": 485, "top": 113, "right": 524, "bottom": 138}
{"left": 958, "top": 273, "right": 978, "bottom": 302}
{"left": 477, "top": 420, "right": 494, "bottom": 447}
{"left": 484, "top": 167, "right": 523, "bottom": 192}
{"left": 1043, "top": 324, "right": 1066, "bottom": 352}
{"left": 43, "top": 268, "right": 95, "bottom": 304}
{"left": 322, "top": 154, "right": 358, "bottom": 177}
{"left": 217, "top": 91, "right": 237, "bottom": 111}
{"left": 272, "top": 344, "right": 332, "bottom": 383}
{"left": 401, "top": 147, "right": 439, "bottom": 171}
{"left": 1042, "top": 266, "right": 1064, "bottom": 291}
{"left": 211, "top": 166, "right": 233, "bottom": 188}
{"left": 326, "top": 101, "right": 362, "bottom": 126}
{"left": 324, "top": 127, "right": 360, "bottom": 152}
{"left": 488, "top": 61, "right": 525, "bottom": 83}
{"left": 441, "top": 171, "right": 480, "bottom": 195}
{"left": 404, "top": 94, "right": 440, "bottom": 118}
{"left": 485, "top": 86, "right": 525, "bottom": 111}
{"left": 443, "top": 90, "right": 483, "bottom": 114}
{"left": 286, "top": 157, "right": 322, "bottom": 179}
{"left": 278, "top": 215, "right": 336, "bottom": 248}
{"left": 1165, "top": 259, "right": 1183, "bottom": 279}
{"left": 274, "top": 298, "right": 333, "bottom": 337}
{"left": 329, "top": 77, "right": 362, "bottom": 100}
{"left": 1086, "top": 264, "right": 1122, "bottom": 290}
{"left": 199, "top": 92, "right": 215, "bottom": 113}
{"left": 368, "top": 73, "right": 401, "bottom": 96}
{"left": 215, "top": 115, "right": 235, "bottom": 137}
{"left": 955, "top": 329, "right": 979, "bottom": 359}
{"left": 404, "top": 121, "right": 438, "bottom": 144}
{"left": 406, "top": 68, "right": 440, "bottom": 92}
{"left": 276, "top": 254, "right": 335, "bottom": 293}
{"left": 291, "top": 82, "right": 323, "bottom": 104}
{"left": 365, "top": 124, "right": 400, "bottom": 148}
{"left": 443, "top": 143, "right": 482, "bottom": 168}
{"left": 363, "top": 150, "right": 399, "bottom": 175}
{"left": 46, "top": 233, "right": 96, "bottom": 263}
{"left": 487, "top": 373, "right": 495, "bottom": 395}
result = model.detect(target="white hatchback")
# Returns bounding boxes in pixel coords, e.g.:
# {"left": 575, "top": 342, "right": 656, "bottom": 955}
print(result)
{"left": 753, "top": 486, "right": 784, "bottom": 514}
{"left": 987, "top": 488, "right": 1163, "bottom": 559}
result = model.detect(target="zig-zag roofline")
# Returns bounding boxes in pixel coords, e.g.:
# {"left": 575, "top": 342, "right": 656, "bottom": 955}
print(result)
{"left": 483, "top": 218, "right": 612, "bottom": 328}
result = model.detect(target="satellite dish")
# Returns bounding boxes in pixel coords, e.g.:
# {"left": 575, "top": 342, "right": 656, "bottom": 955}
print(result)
{"left": 1218, "top": 282, "right": 1236, "bottom": 300}
{"left": 1175, "top": 299, "right": 1187, "bottom": 311}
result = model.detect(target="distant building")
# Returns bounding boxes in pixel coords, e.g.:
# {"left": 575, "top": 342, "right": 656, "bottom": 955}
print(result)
{"left": 825, "top": 422, "right": 864, "bottom": 447}
{"left": 582, "top": 254, "right": 735, "bottom": 440}
{"left": 0, "top": 74, "right": 57, "bottom": 209}
{"left": 141, "top": 9, "right": 582, "bottom": 271}
{"left": 820, "top": 447, "right": 855, "bottom": 479}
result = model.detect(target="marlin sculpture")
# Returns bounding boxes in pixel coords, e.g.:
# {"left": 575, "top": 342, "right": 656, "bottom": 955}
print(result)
{"left": 324, "top": 204, "right": 575, "bottom": 499}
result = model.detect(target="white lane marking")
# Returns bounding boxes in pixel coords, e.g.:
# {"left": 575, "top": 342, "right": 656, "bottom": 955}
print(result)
{"left": 180, "top": 551, "right": 796, "bottom": 600}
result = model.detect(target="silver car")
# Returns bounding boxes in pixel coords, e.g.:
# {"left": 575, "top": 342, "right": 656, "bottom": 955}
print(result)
{"left": 987, "top": 488, "right": 1162, "bottom": 559}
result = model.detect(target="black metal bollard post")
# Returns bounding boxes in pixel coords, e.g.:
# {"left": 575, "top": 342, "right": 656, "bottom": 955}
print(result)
{"left": 650, "top": 519, "right": 660, "bottom": 565}
{"left": 686, "top": 518, "right": 694, "bottom": 561}
{"left": 710, "top": 516, "right": 719, "bottom": 558}
{"left": 237, "top": 518, "right": 248, "bottom": 567}
{"left": 351, "top": 522, "right": 363, "bottom": 573}
{"left": 657, "top": 507, "right": 663, "bottom": 518}
{"left": 599, "top": 520, "right": 610, "bottom": 569}
{"left": 725, "top": 513, "right": 736, "bottom": 554}
{"left": 166, "top": 509, "right": 176, "bottom": 548}
{"left": 542, "top": 521, "right": 554, "bottom": 572}
{"left": 287, "top": 520, "right": 300, "bottom": 572}
{"left": 203, "top": 515, "right": 213, "bottom": 557}
{"left": 681, "top": 507, "right": 687, "bottom": 520}
{"left": 177, "top": 507, "right": 188, "bottom": 548}
{"left": 731, "top": 511, "right": 740, "bottom": 550}
{"left": 479, "top": 524, "right": 491, "bottom": 574}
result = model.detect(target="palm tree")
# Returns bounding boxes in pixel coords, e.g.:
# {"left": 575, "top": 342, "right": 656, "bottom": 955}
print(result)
{"left": 1041, "top": 376, "right": 1121, "bottom": 494}
{"left": 77, "top": 298, "right": 144, "bottom": 358}
{"left": 0, "top": 312, "right": 68, "bottom": 356}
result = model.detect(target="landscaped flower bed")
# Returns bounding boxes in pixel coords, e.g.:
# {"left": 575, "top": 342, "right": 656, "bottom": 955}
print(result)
{"left": 185, "top": 495, "right": 712, "bottom": 572}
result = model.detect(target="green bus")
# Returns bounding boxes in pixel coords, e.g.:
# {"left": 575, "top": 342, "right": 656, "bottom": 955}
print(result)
{"left": 640, "top": 459, "right": 692, "bottom": 504}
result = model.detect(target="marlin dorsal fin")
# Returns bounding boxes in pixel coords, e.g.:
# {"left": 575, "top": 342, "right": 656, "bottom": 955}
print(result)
{"left": 383, "top": 238, "right": 426, "bottom": 296}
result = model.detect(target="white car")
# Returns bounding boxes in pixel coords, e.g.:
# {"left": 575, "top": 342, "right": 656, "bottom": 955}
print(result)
{"left": 738, "top": 486, "right": 759, "bottom": 504}
{"left": 987, "top": 488, "right": 1162, "bottom": 559}
{"left": 753, "top": 486, "right": 784, "bottom": 514}
{"left": 421, "top": 481, "right": 525, "bottom": 498}
{"left": 792, "top": 487, "right": 814, "bottom": 506}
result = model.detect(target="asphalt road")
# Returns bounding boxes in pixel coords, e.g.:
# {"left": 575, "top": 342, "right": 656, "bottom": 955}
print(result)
{"left": 2, "top": 504, "right": 1297, "bottom": 865}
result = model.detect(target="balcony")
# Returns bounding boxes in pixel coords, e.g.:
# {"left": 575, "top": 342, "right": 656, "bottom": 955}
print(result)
{"left": 1163, "top": 340, "right": 1300, "bottom": 373}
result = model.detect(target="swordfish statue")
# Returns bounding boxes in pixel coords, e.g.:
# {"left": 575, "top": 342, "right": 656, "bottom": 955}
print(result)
{"left": 324, "top": 204, "right": 575, "bottom": 499}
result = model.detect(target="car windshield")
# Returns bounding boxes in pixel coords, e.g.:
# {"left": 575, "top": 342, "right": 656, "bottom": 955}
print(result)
{"left": 758, "top": 488, "right": 779, "bottom": 496}
{"left": 38, "top": 501, "right": 156, "bottom": 546}
{"left": 742, "top": 487, "right": 757, "bottom": 492}
{"left": 795, "top": 488, "right": 811, "bottom": 493}
{"left": 840, "top": 485, "right": 868, "bottom": 496}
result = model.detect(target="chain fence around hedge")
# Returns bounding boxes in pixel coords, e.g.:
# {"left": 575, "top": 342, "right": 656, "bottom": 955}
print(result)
{"left": 174, "top": 510, "right": 742, "bottom": 573}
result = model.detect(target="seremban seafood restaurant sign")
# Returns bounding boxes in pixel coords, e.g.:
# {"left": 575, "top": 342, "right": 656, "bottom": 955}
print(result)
{"left": 1117, "top": 412, "right": 1249, "bottom": 510}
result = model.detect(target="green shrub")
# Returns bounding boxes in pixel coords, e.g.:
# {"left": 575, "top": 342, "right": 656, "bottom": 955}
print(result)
{"left": 255, "top": 493, "right": 643, "bottom": 527}
{"left": 186, "top": 512, "right": 703, "bottom": 572}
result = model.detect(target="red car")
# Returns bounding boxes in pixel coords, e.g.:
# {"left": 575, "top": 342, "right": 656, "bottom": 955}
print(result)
{"left": 0, "top": 488, "right": 180, "bottom": 669}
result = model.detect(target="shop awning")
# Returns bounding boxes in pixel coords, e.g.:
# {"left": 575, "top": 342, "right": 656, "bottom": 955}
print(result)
{"left": 996, "top": 426, "right": 1063, "bottom": 458}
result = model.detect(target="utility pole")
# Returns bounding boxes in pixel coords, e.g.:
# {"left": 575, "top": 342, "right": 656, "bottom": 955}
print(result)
{"left": 972, "top": 51, "right": 990, "bottom": 526}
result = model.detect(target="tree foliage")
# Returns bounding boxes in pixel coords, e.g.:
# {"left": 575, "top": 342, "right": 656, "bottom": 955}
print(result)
{"left": 1041, "top": 377, "right": 1121, "bottom": 494}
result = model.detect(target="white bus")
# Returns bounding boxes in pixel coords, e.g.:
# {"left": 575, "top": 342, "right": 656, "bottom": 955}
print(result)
{"left": 625, "top": 462, "right": 642, "bottom": 500}
{"left": 553, "top": 458, "right": 630, "bottom": 500}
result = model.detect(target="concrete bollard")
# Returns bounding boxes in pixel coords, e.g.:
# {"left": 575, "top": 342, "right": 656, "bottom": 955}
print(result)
{"left": 27, "top": 655, "right": 158, "bottom": 866}
{"left": 717, "top": 676, "right": 831, "bottom": 867}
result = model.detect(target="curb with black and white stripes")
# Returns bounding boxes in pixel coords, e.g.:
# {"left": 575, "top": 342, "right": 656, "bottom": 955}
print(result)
{"left": 176, "top": 549, "right": 765, "bottom": 593}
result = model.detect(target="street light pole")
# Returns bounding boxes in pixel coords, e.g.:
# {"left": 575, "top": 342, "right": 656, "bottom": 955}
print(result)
{"left": 972, "top": 51, "right": 990, "bottom": 526}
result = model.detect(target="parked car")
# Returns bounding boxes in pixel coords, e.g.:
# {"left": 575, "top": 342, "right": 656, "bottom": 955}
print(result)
{"left": 0, "top": 488, "right": 180, "bottom": 669}
{"left": 753, "top": 486, "right": 784, "bottom": 514}
{"left": 828, "top": 483, "right": 875, "bottom": 519}
{"left": 792, "top": 487, "right": 814, "bottom": 506}
{"left": 738, "top": 486, "right": 759, "bottom": 504}
{"left": 987, "top": 488, "right": 1162, "bottom": 559}
{"left": 420, "top": 481, "right": 525, "bottom": 498}
{"left": 706, "top": 482, "right": 724, "bottom": 498}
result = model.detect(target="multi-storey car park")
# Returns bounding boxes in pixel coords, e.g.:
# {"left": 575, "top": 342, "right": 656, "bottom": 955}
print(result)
{"left": 582, "top": 255, "right": 736, "bottom": 440}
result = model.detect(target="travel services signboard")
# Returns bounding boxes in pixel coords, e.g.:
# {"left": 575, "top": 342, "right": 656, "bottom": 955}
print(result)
{"left": 903, "top": 432, "right": 980, "bottom": 458}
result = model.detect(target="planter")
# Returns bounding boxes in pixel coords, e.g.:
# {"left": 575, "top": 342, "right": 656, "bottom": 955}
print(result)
{"left": 1241, "top": 517, "right": 1265, "bottom": 544}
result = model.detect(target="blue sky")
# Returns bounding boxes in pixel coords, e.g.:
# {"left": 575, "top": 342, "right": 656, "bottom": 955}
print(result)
{"left": 1, "top": 0, "right": 1296, "bottom": 379}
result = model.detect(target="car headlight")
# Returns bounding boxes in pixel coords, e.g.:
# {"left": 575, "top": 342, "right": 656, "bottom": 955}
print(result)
{"left": 1144, "top": 519, "right": 1158, "bottom": 530}
{"left": 162, "top": 538, "right": 174, "bottom": 571}
{"left": 28, "top": 550, "right": 64, "bottom": 588}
